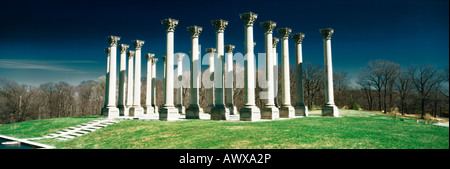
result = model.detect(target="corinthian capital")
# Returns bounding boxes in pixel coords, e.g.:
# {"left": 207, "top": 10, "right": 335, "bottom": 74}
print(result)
{"left": 176, "top": 53, "right": 185, "bottom": 62}
{"left": 320, "top": 28, "right": 334, "bottom": 40}
{"left": 272, "top": 37, "right": 279, "bottom": 47}
{"left": 119, "top": 44, "right": 129, "bottom": 54}
{"left": 277, "top": 28, "right": 292, "bottom": 39}
{"left": 151, "top": 58, "right": 159, "bottom": 65}
{"left": 132, "top": 40, "right": 145, "bottom": 50}
{"left": 260, "top": 21, "right": 277, "bottom": 34}
{"left": 211, "top": 19, "right": 229, "bottom": 33}
{"left": 146, "top": 53, "right": 155, "bottom": 60}
{"left": 206, "top": 48, "right": 216, "bottom": 54}
{"left": 105, "top": 47, "right": 111, "bottom": 56}
{"left": 187, "top": 25, "right": 203, "bottom": 38}
{"left": 224, "top": 45, "right": 235, "bottom": 53}
{"left": 162, "top": 18, "right": 179, "bottom": 32}
{"left": 291, "top": 33, "right": 305, "bottom": 44}
{"left": 240, "top": 12, "right": 258, "bottom": 26}
{"left": 127, "top": 50, "right": 135, "bottom": 58}
{"left": 107, "top": 35, "right": 121, "bottom": 47}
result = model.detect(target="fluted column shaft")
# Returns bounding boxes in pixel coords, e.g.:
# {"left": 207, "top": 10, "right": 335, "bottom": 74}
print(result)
{"left": 278, "top": 28, "right": 294, "bottom": 118}
{"left": 118, "top": 44, "right": 129, "bottom": 115}
{"left": 186, "top": 25, "right": 204, "bottom": 119}
{"left": 145, "top": 53, "right": 154, "bottom": 112}
{"left": 126, "top": 51, "right": 134, "bottom": 109}
{"left": 292, "top": 33, "right": 308, "bottom": 116}
{"left": 320, "top": 28, "right": 339, "bottom": 117}
{"left": 151, "top": 58, "right": 158, "bottom": 111}
{"left": 130, "top": 40, "right": 145, "bottom": 117}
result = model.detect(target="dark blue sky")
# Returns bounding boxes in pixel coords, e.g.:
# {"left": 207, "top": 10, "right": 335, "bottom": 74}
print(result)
{"left": 0, "top": 0, "right": 448, "bottom": 86}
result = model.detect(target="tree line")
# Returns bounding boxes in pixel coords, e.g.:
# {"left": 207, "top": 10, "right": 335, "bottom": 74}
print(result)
{"left": 0, "top": 60, "right": 448, "bottom": 124}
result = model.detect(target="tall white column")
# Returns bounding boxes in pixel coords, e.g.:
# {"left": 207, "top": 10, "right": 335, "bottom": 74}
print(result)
{"left": 186, "top": 25, "right": 205, "bottom": 119}
{"left": 292, "top": 33, "right": 308, "bottom": 117}
{"left": 130, "top": 40, "right": 145, "bottom": 117}
{"left": 277, "top": 28, "right": 295, "bottom": 118}
{"left": 205, "top": 48, "right": 216, "bottom": 114}
{"left": 272, "top": 37, "right": 279, "bottom": 108}
{"left": 224, "top": 45, "right": 238, "bottom": 115}
{"left": 126, "top": 50, "right": 135, "bottom": 116}
{"left": 211, "top": 19, "right": 230, "bottom": 120}
{"left": 239, "top": 12, "right": 261, "bottom": 121}
{"left": 102, "top": 36, "right": 121, "bottom": 118}
{"left": 175, "top": 53, "right": 186, "bottom": 114}
{"left": 118, "top": 44, "right": 129, "bottom": 116}
{"left": 161, "top": 55, "right": 166, "bottom": 102}
{"left": 151, "top": 58, "right": 159, "bottom": 114}
{"left": 144, "top": 53, "right": 155, "bottom": 115}
{"left": 320, "top": 28, "right": 339, "bottom": 117}
{"left": 260, "top": 21, "right": 279, "bottom": 120}
{"left": 101, "top": 47, "right": 110, "bottom": 115}
{"left": 159, "top": 18, "right": 180, "bottom": 121}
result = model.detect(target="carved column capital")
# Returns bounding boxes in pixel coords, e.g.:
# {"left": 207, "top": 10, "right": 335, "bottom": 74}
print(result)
{"left": 105, "top": 47, "right": 111, "bottom": 56}
{"left": 146, "top": 53, "right": 155, "bottom": 60}
{"left": 240, "top": 12, "right": 258, "bottom": 26}
{"left": 119, "top": 44, "right": 129, "bottom": 54}
{"left": 176, "top": 53, "right": 185, "bottom": 62}
{"left": 127, "top": 50, "right": 135, "bottom": 58}
{"left": 272, "top": 37, "right": 279, "bottom": 47}
{"left": 132, "top": 40, "right": 145, "bottom": 50}
{"left": 277, "top": 27, "right": 292, "bottom": 39}
{"left": 320, "top": 28, "right": 334, "bottom": 40}
{"left": 291, "top": 33, "right": 305, "bottom": 44}
{"left": 206, "top": 48, "right": 216, "bottom": 54}
{"left": 260, "top": 21, "right": 277, "bottom": 34}
{"left": 162, "top": 18, "right": 179, "bottom": 32}
{"left": 151, "top": 58, "right": 159, "bottom": 65}
{"left": 224, "top": 45, "right": 235, "bottom": 53}
{"left": 211, "top": 19, "right": 229, "bottom": 33}
{"left": 187, "top": 25, "right": 203, "bottom": 38}
{"left": 107, "top": 35, "right": 121, "bottom": 47}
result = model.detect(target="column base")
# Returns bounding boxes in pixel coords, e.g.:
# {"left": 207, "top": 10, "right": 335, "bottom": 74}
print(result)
{"left": 211, "top": 105, "right": 230, "bottom": 120}
{"left": 279, "top": 105, "right": 295, "bottom": 118}
{"left": 322, "top": 104, "right": 339, "bottom": 117}
{"left": 159, "top": 106, "right": 179, "bottom": 121}
{"left": 125, "top": 105, "right": 133, "bottom": 116}
{"left": 261, "top": 106, "right": 279, "bottom": 120}
{"left": 186, "top": 105, "right": 205, "bottom": 119}
{"left": 239, "top": 105, "right": 261, "bottom": 121}
{"left": 176, "top": 104, "right": 186, "bottom": 115}
{"left": 204, "top": 104, "right": 215, "bottom": 114}
{"left": 295, "top": 105, "right": 308, "bottom": 117}
{"left": 102, "top": 106, "right": 120, "bottom": 119}
{"left": 144, "top": 106, "right": 155, "bottom": 114}
{"left": 129, "top": 106, "right": 144, "bottom": 117}
{"left": 118, "top": 105, "right": 126, "bottom": 116}
{"left": 226, "top": 104, "right": 238, "bottom": 115}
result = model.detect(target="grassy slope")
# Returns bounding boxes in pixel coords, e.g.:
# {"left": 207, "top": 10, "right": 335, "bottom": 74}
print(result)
{"left": 0, "top": 110, "right": 448, "bottom": 149}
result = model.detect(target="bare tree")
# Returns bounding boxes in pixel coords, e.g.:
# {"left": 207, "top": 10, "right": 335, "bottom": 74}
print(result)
{"left": 407, "top": 64, "right": 442, "bottom": 119}
{"left": 303, "top": 63, "right": 324, "bottom": 109}
{"left": 395, "top": 69, "right": 413, "bottom": 115}
{"left": 357, "top": 72, "right": 374, "bottom": 111}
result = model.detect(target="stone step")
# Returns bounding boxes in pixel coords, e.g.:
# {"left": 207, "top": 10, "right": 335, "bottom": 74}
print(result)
{"left": 60, "top": 135, "right": 75, "bottom": 139}
{"left": 67, "top": 133, "right": 83, "bottom": 137}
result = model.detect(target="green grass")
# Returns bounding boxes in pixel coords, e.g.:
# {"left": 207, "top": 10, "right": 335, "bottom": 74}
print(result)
{"left": 0, "top": 110, "right": 448, "bottom": 149}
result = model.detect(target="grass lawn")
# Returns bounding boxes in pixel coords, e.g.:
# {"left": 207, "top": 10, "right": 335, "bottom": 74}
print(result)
{"left": 0, "top": 110, "right": 448, "bottom": 149}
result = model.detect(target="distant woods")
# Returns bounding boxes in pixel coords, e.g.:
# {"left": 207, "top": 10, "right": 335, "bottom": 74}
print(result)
{"left": 0, "top": 60, "right": 449, "bottom": 124}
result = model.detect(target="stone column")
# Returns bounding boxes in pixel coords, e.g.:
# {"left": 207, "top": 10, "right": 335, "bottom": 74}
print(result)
{"left": 260, "top": 21, "right": 279, "bottom": 120}
{"left": 144, "top": 53, "right": 155, "bottom": 115}
{"left": 239, "top": 12, "right": 261, "bottom": 121}
{"left": 175, "top": 53, "right": 186, "bottom": 115}
{"left": 130, "top": 40, "right": 145, "bottom": 117}
{"left": 224, "top": 45, "right": 238, "bottom": 115}
{"left": 205, "top": 48, "right": 216, "bottom": 114}
{"left": 102, "top": 36, "right": 120, "bottom": 118}
{"left": 277, "top": 28, "right": 295, "bottom": 118}
{"left": 292, "top": 33, "right": 308, "bottom": 117}
{"left": 101, "top": 47, "right": 110, "bottom": 115}
{"left": 186, "top": 25, "right": 205, "bottom": 119}
{"left": 126, "top": 50, "right": 135, "bottom": 116}
{"left": 320, "top": 28, "right": 339, "bottom": 117}
{"left": 159, "top": 18, "right": 180, "bottom": 121}
{"left": 151, "top": 58, "right": 159, "bottom": 114}
{"left": 272, "top": 37, "right": 279, "bottom": 108}
{"left": 211, "top": 19, "right": 230, "bottom": 120}
{"left": 161, "top": 55, "right": 166, "bottom": 102}
{"left": 118, "top": 44, "right": 129, "bottom": 116}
